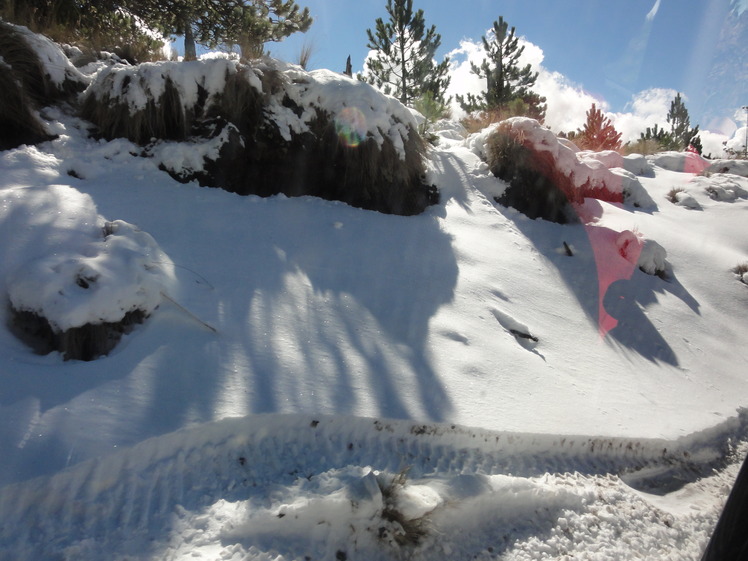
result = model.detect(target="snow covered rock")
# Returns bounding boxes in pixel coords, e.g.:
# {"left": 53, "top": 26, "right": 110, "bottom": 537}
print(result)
{"left": 670, "top": 189, "right": 702, "bottom": 209}
{"left": 622, "top": 153, "right": 654, "bottom": 177}
{"left": 578, "top": 149, "right": 623, "bottom": 170}
{"left": 609, "top": 168, "right": 656, "bottom": 209}
{"left": 706, "top": 159, "right": 748, "bottom": 178}
{"left": 617, "top": 230, "right": 668, "bottom": 277}
{"left": 81, "top": 58, "right": 435, "bottom": 215}
{"left": 0, "top": 22, "right": 87, "bottom": 151}
{"left": 691, "top": 174, "right": 748, "bottom": 201}
{"left": 0, "top": 22, "right": 87, "bottom": 102}
{"left": 7, "top": 219, "right": 175, "bottom": 360}
{"left": 470, "top": 118, "right": 656, "bottom": 221}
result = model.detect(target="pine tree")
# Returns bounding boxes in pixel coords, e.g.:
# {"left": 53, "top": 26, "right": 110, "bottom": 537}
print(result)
{"left": 363, "top": 0, "right": 450, "bottom": 106}
{"left": 639, "top": 123, "right": 676, "bottom": 151}
{"left": 576, "top": 103, "right": 622, "bottom": 151}
{"left": 666, "top": 92, "right": 701, "bottom": 153}
{"left": 126, "top": 0, "right": 312, "bottom": 61}
{"left": 456, "top": 16, "right": 546, "bottom": 120}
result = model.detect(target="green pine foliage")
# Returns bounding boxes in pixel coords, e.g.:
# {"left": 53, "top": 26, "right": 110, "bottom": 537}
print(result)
{"left": 0, "top": 0, "right": 166, "bottom": 62}
{"left": 667, "top": 92, "right": 701, "bottom": 153}
{"left": 0, "top": 0, "right": 312, "bottom": 62}
{"left": 456, "top": 16, "right": 546, "bottom": 121}
{"left": 638, "top": 123, "right": 677, "bottom": 152}
{"left": 362, "top": 0, "right": 450, "bottom": 106}
{"left": 125, "top": 0, "right": 312, "bottom": 61}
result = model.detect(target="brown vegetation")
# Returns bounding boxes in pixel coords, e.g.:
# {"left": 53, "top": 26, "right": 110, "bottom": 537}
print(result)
{"left": 8, "top": 307, "right": 147, "bottom": 361}
{"left": 81, "top": 61, "right": 436, "bottom": 215}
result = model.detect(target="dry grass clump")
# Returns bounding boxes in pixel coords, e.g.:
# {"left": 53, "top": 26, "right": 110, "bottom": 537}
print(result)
{"left": 666, "top": 187, "right": 685, "bottom": 204}
{"left": 0, "top": 60, "right": 53, "bottom": 151}
{"left": 82, "top": 60, "right": 436, "bottom": 215}
{"left": 733, "top": 262, "right": 748, "bottom": 284}
{"left": 486, "top": 129, "right": 575, "bottom": 223}
{"left": 376, "top": 469, "right": 429, "bottom": 547}
{"left": 0, "top": 22, "right": 79, "bottom": 150}
{"left": 81, "top": 76, "right": 194, "bottom": 144}
{"left": 0, "top": 21, "right": 84, "bottom": 103}
{"left": 622, "top": 139, "right": 666, "bottom": 156}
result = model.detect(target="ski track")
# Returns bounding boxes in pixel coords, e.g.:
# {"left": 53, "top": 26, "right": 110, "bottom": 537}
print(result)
{"left": 0, "top": 410, "right": 745, "bottom": 560}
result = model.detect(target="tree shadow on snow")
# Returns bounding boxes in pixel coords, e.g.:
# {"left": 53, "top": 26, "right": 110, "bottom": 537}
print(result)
{"left": 500, "top": 204, "right": 699, "bottom": 367}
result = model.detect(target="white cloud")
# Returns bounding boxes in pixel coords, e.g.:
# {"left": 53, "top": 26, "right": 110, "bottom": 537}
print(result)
{"left": 646, "top": 0, "right": 661, "bottom": 21}
{"left": 700, "top": 129, "right": 730, "bottom": 158}
{"left": 610, "top": 87, "right": 676, "bottom": 143}
{"left": 725, "top": 126, "right": 748, "bottom": 154}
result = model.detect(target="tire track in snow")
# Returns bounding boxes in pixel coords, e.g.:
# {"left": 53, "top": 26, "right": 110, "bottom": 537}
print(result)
{"left": 0, "top": 411, "right": 746, "bottom": 559}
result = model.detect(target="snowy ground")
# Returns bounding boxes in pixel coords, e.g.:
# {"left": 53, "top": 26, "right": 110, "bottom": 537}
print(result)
{"left": 1, "top": 72, "right": 748, "bottom": 558}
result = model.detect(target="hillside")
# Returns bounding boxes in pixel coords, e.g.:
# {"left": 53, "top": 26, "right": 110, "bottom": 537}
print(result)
{"left": 1, "top": 26, "right": 748, "bottom": 560}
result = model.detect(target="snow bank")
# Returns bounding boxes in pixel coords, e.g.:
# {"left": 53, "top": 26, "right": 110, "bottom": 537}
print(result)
{"left": 706, "top": 159, "right": 748, "bottom": 178}
{"left": 7, "top": 219, "right": 175, "bottom": 331}
{"left": 690, "top": 174, "right": 748, "bottom": 202}
{"left": 647, "top": 151, "right": 711, "bottom": 174}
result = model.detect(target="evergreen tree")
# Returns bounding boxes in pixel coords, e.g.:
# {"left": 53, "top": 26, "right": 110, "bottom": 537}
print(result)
{"left": 456, "top": 16, "right": 546, "bottom": 120}
{"left": 576, "top": 103, "right": 622, "bottom": 151}
{"left": 0, "top": 0, "right": 165, "bottom": 61}
{"left": 666, "top": 92, "right": 702, "bottom": 153}
{"left": 125, "top": 0, "right": 311, "bottom": 60}
{"left": 363, "top": 0, "right": 450, "bottom": 105}
{"left": 639, "top": 123, "right": 676, "bottom": 150}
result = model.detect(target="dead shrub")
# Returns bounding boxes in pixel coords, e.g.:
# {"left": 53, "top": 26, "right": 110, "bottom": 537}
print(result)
{"left": 622, "top": 138, "right": 667, "bottom": 156}
{"left": 462, "top": 108, "right": 506, "bottom": 135}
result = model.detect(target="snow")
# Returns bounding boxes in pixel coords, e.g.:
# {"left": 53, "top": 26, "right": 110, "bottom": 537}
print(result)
{"left": 84, "top": 58, "right": 418, "bottom": 159}
{"left": 7, "top": 218, "right": 175, "bottom": 331}
{"left": 5, "top": 22, "right": 87, "bottom": 88}
{"left": 1, "top": 38, "right": 748, "bottom": 559}
{"left": 84, "top": 58, "right": 246, "bottom": 113}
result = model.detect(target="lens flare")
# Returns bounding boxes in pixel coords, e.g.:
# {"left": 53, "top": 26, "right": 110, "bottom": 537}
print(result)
{"left": 335, "top": 106, "right": 367, "bottom": 147}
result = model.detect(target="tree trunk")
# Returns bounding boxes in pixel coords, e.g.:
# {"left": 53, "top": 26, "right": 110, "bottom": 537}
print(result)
{"left": 184, "top": 24, "right": 197, "bottom": 61}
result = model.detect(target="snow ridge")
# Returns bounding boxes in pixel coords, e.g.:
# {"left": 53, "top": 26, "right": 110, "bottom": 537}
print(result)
{"left": 0, "top": 411, "right": 745, "bottom": 560}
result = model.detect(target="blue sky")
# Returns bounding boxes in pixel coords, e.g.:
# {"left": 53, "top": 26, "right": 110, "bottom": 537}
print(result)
{"left": 264, "top": 0, "right": 744, "bottom": 135}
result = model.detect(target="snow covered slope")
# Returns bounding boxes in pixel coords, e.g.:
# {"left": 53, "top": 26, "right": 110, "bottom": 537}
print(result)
{"left": 1, "top": 61, "right": 747, "bottom": 558}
